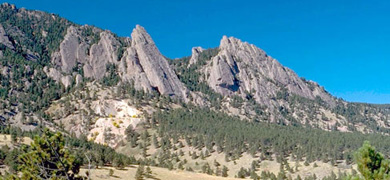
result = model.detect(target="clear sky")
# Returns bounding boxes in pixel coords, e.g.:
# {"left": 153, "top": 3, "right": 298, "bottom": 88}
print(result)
{"left": 2, "top": 0, "right": 390, "bottom": 104}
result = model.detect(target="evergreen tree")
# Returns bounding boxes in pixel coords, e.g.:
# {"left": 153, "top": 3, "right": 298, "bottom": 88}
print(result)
{"left": 135, "top": 165, "right": 145, "bottom": 180}
{"left": 108, "top": 169, "right": 114, "bottom": 177}
{"left": 353, "top": 141, "right": 390, "bottom": 179}
{"left": 145, "top": 166, "right": 153, "bottom": 178}
{"left": 17, "top": 129, "right": 81, "bottom": 179}
{"left": 222, "top": 165, "right": 229, "bottom": 177}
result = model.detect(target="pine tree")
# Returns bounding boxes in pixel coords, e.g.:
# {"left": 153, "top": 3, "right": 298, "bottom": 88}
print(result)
{"left": 237, "top": 167, "right": 246, "bottom": 178}
{"left": 109, "top": 169, "right": 114, "bottom": 176}
{"left": 135, "top": 165, "right": 145, "bottom": 180}
{"left": 222, "top": 165, "right": 229, "bottom": 177}
{"left": 17, "top": 129, "right": 81, "bottom": 179}
{"left": 145, "top": 166, "right": 153, "bottom": 178}
{"left": 354, "top": 141, "right": 390, "bottom": 179}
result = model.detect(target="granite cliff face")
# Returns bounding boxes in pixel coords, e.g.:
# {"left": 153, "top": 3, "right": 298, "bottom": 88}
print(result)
{"left": 51, "top": 21, "right": 334, "bottom": 108}
{"left": 128, "top": 25, "right": 187, "bottom": 99}
{"left": 52, "top": 25, "right": 187, "bottom": 99}
{"left": 204, "top": 36, "right": 335, "bottom": 108}
{"left": 0, "top": 24, "right": 13, "bottom": 50}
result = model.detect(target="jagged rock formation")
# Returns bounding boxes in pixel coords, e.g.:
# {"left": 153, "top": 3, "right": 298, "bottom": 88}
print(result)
{"left": 205, "top": 36, "right": 335, "bottom": 108}
{"left": 0, "top": 24, "right": 13, "bottom": 49}
{"left": 85, "top": 31, "right": 120, "bottom": 79}
{"left": 58, "top": 26, "right": 79, "bottom": 72}
{"left": 129, "top": 25, "right": 187, "bottom": 99}
{"left": 52, "top": 24, "right": 188, "bottom": 99}
{"left": 188, "top": 47, "right": 203, "bottom": 67}
{"left": 52, "top": 25, "right": 120, "bottom": 79}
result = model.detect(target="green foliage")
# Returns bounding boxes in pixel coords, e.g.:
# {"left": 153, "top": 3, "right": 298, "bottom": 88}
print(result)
{"left": 0, "top": 5, "right": 72, "bottom": 61}
{"left": 353, "top": 141, "right": 390, "bottom": 180}
{"left": 80, "top": 25, "right": 100, "bottom": 45}
{"left": 0, "top": 4, "right": 71, "bottom": 121}
{"left": 17, "top": 129, "right": 81, "bottom": 179}
{"left": 108, "top": 169, "right": 114, "bottom": 177}
{"left": 0, "top": 126, "right": 136, "bottom": 177}
{"left": 145, "top": 166, "right": 153, "bottom": 178}
{"left": 135, "top": 165, "right": 144, "bottom": 180}
{"left": 222, "top": 165, "right": 229, "bottom": 177}
{"left": 154, "top": 107, "right": 390, "bottom": 165}
{"left": 101, "top": 64, "right": 120, "bottom": 87}
{"left": 170, "top": 48, "right": 223, "bottom": 109}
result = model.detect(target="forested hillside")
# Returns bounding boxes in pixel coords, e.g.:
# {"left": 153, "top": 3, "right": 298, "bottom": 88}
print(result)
{"left": 1, "top": 3, "right": 390, "bottom": 179}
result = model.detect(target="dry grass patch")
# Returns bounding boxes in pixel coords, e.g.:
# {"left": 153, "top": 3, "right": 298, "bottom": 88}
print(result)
{"left": 80, "top": 166, "right": 241, "bottom": 180}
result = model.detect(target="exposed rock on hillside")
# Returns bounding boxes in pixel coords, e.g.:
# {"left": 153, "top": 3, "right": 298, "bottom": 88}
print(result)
{"left": 206, "top": 36, "right": 335, "bottom": 108}
{"left": 52, "top": 25, "right": 188, "bottom": 100}
{"left": 2, "top": 2, "right": 389, "bottom": 135}
{"left": 0, "top": 24, "right": 13, "bottom": 49}
{"left": 59, "top": 26, "right": 79, "bottom": 72}
{"left": 118, "top": 46, "right": 153, "bottom": 91}
{"left": 131, "top": 25, "right": 188, "bottom": 99}
{"left": 87, "top": 31, "right": 121, "bottom": 79}
{"left": 188, "top": 47, "right": 203, "bottom": 67}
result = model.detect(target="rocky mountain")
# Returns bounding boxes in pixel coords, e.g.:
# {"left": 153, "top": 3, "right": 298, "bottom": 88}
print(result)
{"left": 4, "top": 4, "right": 390, "bottom": 180}
{"left": 50, "top": 23, "right": 188, "bottom": 98}
{"left": 0, "top": 2, "right": 390, "bottom": 136}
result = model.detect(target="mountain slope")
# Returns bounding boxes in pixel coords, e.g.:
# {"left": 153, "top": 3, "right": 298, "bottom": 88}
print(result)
{"left": 0, "top": 2, "right": 390, "bottom": 136}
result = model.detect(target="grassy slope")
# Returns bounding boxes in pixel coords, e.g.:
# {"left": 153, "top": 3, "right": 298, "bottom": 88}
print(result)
{"left": 116, "top": 130, "right": 357, "bottom": 179}
{"left": 80, "top": 165, "right": 241, "bottom": 180}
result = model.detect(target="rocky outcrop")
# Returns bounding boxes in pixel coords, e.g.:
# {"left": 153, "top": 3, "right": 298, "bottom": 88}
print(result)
{"left": 206, "top": 36, "right": 335, "bottom": 107}
{"left": 61, "top": 75, "right": 72, "bottom": 88}
{"left": 130, "top": 25, "right": 187, "bottom": 99}
{"left": 75, "top": 74, "right": 83, "bottom": 86}
{"left": 51, "top": 25, "right": 188, "bottom": 100}
{"left": 51, "top": 24, "right": 335, "bottom": 106}
{"left": 188, "top": 47, "right": 203, "bottom": 67}
{"left": 54, "top": 25, "right": 120, "bottom": 79}
{"left": 0, "top": 24, "right": 13, "bottom": 49}
{"left": 59, "top": 26, "right": 79, "bottom": 72}
{"left": 76, "top": 42, "right": 89, "bottom": 64}
{"left": 118, "top": 47, "right": 152, "bottom": 91}
{"left": 43, "top": 67, "right": 62, "bottom": 82}
{"left": 87, "top": 31, "right": 120, "bottom": 79}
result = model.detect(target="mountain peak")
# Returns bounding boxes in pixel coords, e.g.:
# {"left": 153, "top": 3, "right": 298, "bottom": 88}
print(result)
{"left": 131, "top": 25, "right": 153, "bottom": 46}
{"left": 219, "top": 35, "right": 261, "bottom": 56}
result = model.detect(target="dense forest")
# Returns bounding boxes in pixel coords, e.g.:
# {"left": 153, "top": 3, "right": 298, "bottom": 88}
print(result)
{"left": 155, "top": 107, "right": 390, "bottom": 166}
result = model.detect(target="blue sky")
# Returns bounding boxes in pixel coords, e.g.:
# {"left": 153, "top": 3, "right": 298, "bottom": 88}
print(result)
{"left": 2, "top": 0, "right": 390, "bottom": 104}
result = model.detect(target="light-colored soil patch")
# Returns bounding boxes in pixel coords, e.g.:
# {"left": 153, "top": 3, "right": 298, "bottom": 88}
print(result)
{"left": 0, "top": 134, "right": 32, "bottom": 147}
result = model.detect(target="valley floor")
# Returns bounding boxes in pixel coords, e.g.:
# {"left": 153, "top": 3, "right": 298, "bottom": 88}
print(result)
{"left": 80, "top": 166, "right": 241, "bottom": 180}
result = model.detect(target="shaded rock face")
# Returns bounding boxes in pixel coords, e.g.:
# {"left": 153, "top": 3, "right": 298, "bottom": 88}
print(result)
{"left": 0, "top": 24, "right": 14, "bottom": 49}
{"left": 88, "top": 31, "right": 121, "bottom": 79}
{"left": 206, "top": 36, "right": 335, "bottom": 107}
{"left": 118, "top": 47, "right": 152, "bottom": 92}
